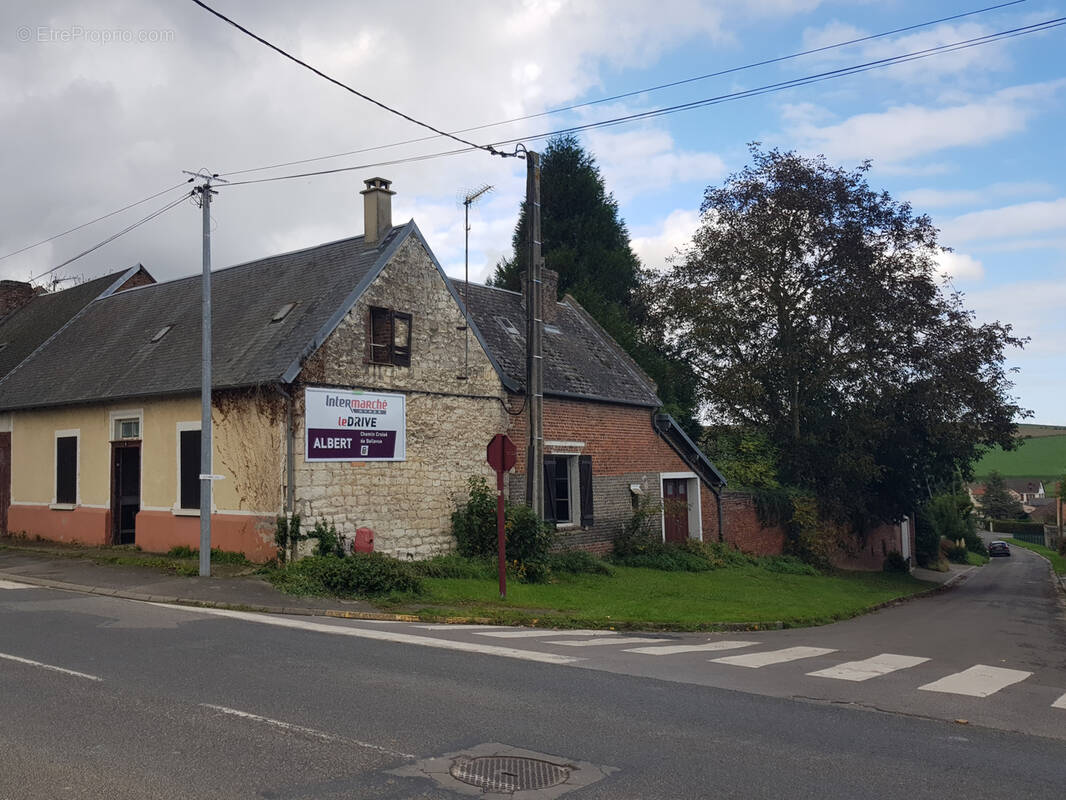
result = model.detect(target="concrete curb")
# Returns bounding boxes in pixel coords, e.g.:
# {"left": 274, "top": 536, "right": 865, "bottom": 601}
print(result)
{"left": 0, "top": 564, "right": 974, "bottom": 632}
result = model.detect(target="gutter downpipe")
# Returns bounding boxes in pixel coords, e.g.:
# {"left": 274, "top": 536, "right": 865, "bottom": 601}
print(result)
{"left": 275, "top": 383, "right": 295, "bottom": 515}
{"left": 650, "top": 410, "right": 727, "bottom": 543}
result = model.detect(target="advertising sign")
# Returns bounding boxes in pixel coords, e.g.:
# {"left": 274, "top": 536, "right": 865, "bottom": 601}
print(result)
{"left": 304, "top": 387, "right": 406, "bottom": 462}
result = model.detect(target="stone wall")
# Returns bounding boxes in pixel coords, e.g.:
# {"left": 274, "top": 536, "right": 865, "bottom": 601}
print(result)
{"left": 294, "top": 235, "right": 508, "bottom": 557}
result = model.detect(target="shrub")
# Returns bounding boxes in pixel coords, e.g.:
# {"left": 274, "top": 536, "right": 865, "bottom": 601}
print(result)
{"left": 613, "top": 498, "right": 663, "bottom": 557}
{"left": 274, "top": 513, "right": 304, "bottom": 563}
{"left": 918, "top": 494, "right": 976, "bottom": 567}
{"left": 411, "top": 554, "right": 494, "bottom": 580}
{"left": 165, "top": 546, "right": 250, "bottom": 564}
{"left": 989, "top": 519, "right": 1045, "bottom": 535}
{"left": 548, "top": 549, "right": 614, "bottom": 576}
{"left": 505, "top": 504, "right": 556, "bottom": 582}
{"left": 883, "top": 551, "right": 909, "bottom": 573}
{"left": 451, "top": 476, "right": 498, "bottom": 558}
{"left": 612, "top": 546, "right": 714, "bottom": 572}
{"left": 760, "top": 555, "right": 819, "bottom": 575}
{"left": 945, "top": 545, "right": 969, "bottom": 564}
{"left": 269, "top": 553, "right": 422, "bottom": 597}
{"left": 309, "top": 518, "right": 345, "bottom": 558}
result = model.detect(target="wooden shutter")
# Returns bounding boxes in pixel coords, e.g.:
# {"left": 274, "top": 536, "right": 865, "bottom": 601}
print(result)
{"left": 55, "top": 436, "right": 77, "bottom": 504}
{"left": 542, "top": 457, "right": 557, "bottom": 521}
{"left": 179, "top": 429, "right": 201, "bottom": 510}
{"left": 579, "top": 455, "right": 593, "bottom": 527}
{"left": 368, "top": 307, "right": 392, "bottom": 364}
{"left": 391, "top": 311, "right": 412, "bottom": 367}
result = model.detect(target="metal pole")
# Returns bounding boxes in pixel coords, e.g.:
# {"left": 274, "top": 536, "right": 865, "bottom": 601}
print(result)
{"left": 199, "top": 180, "right": 213, "bottom": 577}
{"left": 463, "top": 198, "right": 470, "bottom": 379}
{"left": 524, "top": 151, "right": 544, "bottom": 516}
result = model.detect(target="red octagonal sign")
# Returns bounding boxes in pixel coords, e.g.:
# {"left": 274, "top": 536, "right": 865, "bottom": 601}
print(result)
{"left": 486, "top": 434, "right": 516, "bottom": 473}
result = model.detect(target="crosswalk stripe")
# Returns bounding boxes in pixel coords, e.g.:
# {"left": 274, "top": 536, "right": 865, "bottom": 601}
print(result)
{"left": 918, "top": 665, "right": 1032, "bottom": 697}
{"left": 476, "top": 629, "right": 618, "bottom": 638}
{"left": 712, "top": 646, "right": 836, "bottom": 668}
{"left": 546, "top": 637, "right": 665, "bottom": 647}
{"left": 0, "top": 580, "right": 34, "bottom": 590}
{"left": 624, "top": 641, "right": 759, "bottom": 656}
{"left": 807, "top": 653, "right": 929, "bottom": 682}
{"left": 1052, "top": 693, "right": 1066, "bottom": 710}
{"left": 415, "top": 624, "right": 506, "bottom": 631}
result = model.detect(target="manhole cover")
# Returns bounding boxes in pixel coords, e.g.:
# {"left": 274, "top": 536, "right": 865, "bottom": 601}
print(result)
{"left": 450, "top": 756, "right": 570, "bottom": 792}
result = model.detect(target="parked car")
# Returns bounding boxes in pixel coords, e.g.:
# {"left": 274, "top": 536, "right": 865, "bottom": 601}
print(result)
{"left": 988, "top": 540, "right": 1011, "bottom": 557}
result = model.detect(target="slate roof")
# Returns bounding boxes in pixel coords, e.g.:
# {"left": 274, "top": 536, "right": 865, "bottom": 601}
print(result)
{"left": 0, "top": 267, "right": 144, "bottom": 381}
{"left": 454, "top": 281, "right": 661, "bottom": 407}
{"left": 0, "top": 227, "right": 403, "bottom": 411}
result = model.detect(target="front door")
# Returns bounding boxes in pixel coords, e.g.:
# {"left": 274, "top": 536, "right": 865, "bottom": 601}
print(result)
{"left": 663, "top": 478, "right": 689, "bottom": 543}
{"left": 111, "top": 442, "right": 140, "bottom": 545}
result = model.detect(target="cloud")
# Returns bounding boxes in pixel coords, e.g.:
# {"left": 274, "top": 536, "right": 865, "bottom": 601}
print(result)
{"left": 631, "top": 209, "right": 701, "bottom": 269}
{"left": 902, "top": 182, "right": 1055, "bottom": 209}
{"left": 935, "top": 250, "right": 984, "bottom": 280}
{"left": 940, "top": 198, "right": 1066, "bottom": 245}
{"left": 785, "top": 79, "right": 1066, "bottom": 166}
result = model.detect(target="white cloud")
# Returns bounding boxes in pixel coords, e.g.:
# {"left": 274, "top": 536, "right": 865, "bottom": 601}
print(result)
{"left": 935, "top": 250, "right": 984, "bottom": 280}
{"left": 786, "top": 80, "right": 1066, "bottom": 166}
{"left": 902, "top": 182, "right": 1055, "bottom": 209}
{"left": 631, "top": 209, "right": 701, "bottom": 269}
{"left": 940, "top": 198, "right": 1066, "bottom": 245}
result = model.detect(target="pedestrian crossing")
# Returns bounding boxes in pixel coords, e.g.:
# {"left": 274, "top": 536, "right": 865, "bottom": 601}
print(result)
{"left": 0, "top": 580, "right": 34, "bottom": 590}
{"left": 808, "top": 654, "right": 929, "bottom": 682}
{"left": 711, "top": 646, "right": 837, "bottom": 668}
{"left": 918, "top": 665, "right": 1033, "bottom": 698}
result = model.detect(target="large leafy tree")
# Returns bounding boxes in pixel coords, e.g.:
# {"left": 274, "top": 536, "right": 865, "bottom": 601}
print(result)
{"left": 981, "top": 471, "right": 1027, "bottom": 520}
{"left": 650, "top": 145, "right": 1027, "bottom": 525}
{"left": 492, "top": 135, "right": 699, "bottom": 432}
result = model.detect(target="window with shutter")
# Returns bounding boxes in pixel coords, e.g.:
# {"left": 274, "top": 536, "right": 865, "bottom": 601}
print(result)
{"left": 579, "top": 455, "right": 594, "bottom": 527}
{"left": 368, "top": 307, "right": 412, "bottom": 367}
{"left": 55, "top": 436, "right": 77, "bottom": 504}
{"left": 179, "top": 429, "right": 201, "bottom": 510}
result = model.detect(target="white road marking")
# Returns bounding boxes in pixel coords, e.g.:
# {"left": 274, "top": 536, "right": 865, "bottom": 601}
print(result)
{"left": 1052, "top": 693, "right": 1066, "bottom": 710}
{"left": 546, "top": 637, "right": 665, "bottom": 647}
{"left": 201, "top": 704, "right": 414, "bottom": 759}
{"left": 0, "top": 579, "right": 35, "bottom": 590}
{"left": 624, "top": 640, "right": 758, "bottom": 656}
{"left": 414, "top": 624, "right": 506, "bottom": 630}
{"left": 712, "top": 646, "right": 837, "bottom": 668}
{"left": 807, "top": 653, "right": 930, "bottom": 682}
{"left": 918, "top": 665, "right": 1033, "bottom": 697}
{"left": 147, "top": 604, "right": 581, "bottom": 665}
{"left": 0, "top": 651, "right": 103, "bottom": 681}
{"left": 476, "top": 629, "right": 617, "bottom": 638}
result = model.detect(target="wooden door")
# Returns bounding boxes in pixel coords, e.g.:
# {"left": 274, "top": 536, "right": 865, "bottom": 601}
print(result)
{"left": 111, "top": 442, "right": 140, "bottom": 545}
{"left": 0, "top": 432, "right": 9, "bottom": 534}
{"left": 663, "top": 478, "right": 690, "bottom": 543}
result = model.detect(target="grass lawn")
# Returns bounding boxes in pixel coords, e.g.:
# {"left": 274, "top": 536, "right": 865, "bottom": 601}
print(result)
{"left": 1009, "top": 539, "right": 1066, "bottom": 575}
{"left": 973, "top": 434, "right": 1066, "bottom": 485}
{"left": 966, "top": 551, "right": 990, "bottom": 566}
{"left": 382, "top": 565, "right": 931, "bottom": 630}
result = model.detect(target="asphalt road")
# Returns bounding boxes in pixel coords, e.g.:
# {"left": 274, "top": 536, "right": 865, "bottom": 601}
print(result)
{"left": 2, "top": 546, "right": 1065, "bottom": 799}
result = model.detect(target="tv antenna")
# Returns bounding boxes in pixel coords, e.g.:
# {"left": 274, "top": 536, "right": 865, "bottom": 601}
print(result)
{"left": 458, "top": 184, "right": 493, "bottom": 379}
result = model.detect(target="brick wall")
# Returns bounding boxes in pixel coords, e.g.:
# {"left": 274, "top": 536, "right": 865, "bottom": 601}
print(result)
{"left": 703, "top": 492, "right": 787, "bottom": 556}
{"left": 831, "top": 521, "right": 911, "bottom": 571}
{"left": 0, "top": 280, "right": 36, "bottom": 318}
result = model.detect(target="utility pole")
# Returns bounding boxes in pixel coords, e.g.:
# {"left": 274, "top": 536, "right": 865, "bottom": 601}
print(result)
{"left": 524, "top": 151, "right": 544, "bottom": 515}
{"left": 185, "top": 170, "right": 226, "bottom": 577}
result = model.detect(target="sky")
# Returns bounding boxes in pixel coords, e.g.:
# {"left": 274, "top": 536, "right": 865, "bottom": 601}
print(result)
{"left": 1, "top": 0, "right": 1063, "bottom": 422}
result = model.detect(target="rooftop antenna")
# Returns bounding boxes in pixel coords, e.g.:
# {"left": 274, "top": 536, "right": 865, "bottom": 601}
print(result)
{"left": 459, "top": 184, "right": 493, "bottom": 379}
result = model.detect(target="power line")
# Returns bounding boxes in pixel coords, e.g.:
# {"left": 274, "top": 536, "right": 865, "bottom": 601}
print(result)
{"left": 189, "top": 0, "right": 512, "bottom": 159}
{"left": 220, "top": 16, "right": 1066, "bottom": 189}
{"left": 220, "top": 0, "right": 1029, "bottom": 179}
{"left": 0, "top": 180, "right": 193, "bottom": 264}
{"left": 27, "top": 191, "right": 194, "bottom": 284}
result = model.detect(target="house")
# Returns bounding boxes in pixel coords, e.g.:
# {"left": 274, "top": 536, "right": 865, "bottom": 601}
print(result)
{"left": 0, "top": 178, "right": 729, "bottom": 560}
{"left": 1003, "top": 479, "right": 1045, "bottom": 503}
{"left": 0, "top": 266, "right": 155, "bottom": 533}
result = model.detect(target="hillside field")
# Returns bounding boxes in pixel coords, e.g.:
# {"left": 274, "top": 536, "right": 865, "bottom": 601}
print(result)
{"left": 974, "top": 434, "right": 1066, "bottom": 488}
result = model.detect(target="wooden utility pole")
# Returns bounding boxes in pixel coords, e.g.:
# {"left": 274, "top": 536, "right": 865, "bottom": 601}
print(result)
{"left": 524, "top": 151, "right": 544, "bottom": 516}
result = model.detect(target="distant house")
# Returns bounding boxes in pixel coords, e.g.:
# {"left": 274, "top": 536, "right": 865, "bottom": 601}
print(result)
{"left": 0, "top": 178, "right": 727, "bottom": 560}
{"left": 1002, "top": 479, "right": 1045, "bottom": 503}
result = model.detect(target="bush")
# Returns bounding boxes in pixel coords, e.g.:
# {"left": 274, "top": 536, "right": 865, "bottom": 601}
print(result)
{"left": 613, "top": 498, "right": 663, "bottom": 557}
{"left": 274, "top": 513, "right": 304, "bottom": 563}
{"left": 548, "top": 549, "right": 614, "bottom": 576}
{"left": 612, "top": 546, "right": 714, "bottom": 572}
{"left": 309, "top": 519, "right": 345, "bottom": 558}
{"left": 945, "top": 544, "right": 969, "bottom": 564}
{"left": 989, "top": 519, "right": 1045, "bottom": 535}
{"left": 451, "top": 476, "right": 498, "bottom": 558}
{"left": 411, "top": 554, "right": 494, "bottom": 580}
{"left": 761, "top": 555, "right": 819, "bottom": 575}
{"left": 883, "top": 551, "right": 909, "bottom": 573}
{"left": 505, "top": 504, "right": 556, "bottom": 582}
{"left": 918, "top": 494, "right": 977, "bottom": 567}
{"left": 269, "top": 553, "right": 422, "bottom": 597}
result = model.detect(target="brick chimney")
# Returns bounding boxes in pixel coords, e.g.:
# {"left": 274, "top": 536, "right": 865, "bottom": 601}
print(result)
{"left": 0, "top": 280, "right": 37, "bottom": 318}
{"left": 361, "top": 177, "right": 395, "bottom": 246}
{"left": 520, "top": 267, "right": 561, "bottom": 324}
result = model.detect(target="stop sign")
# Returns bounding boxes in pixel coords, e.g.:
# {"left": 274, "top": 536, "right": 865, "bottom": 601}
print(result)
{"left": 486, "top": 434, "right": 516, "bottom": 473}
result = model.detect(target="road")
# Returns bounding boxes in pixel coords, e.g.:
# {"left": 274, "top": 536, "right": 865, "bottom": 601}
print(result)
{"left": 1, "top": 543, "right": 1064, "bottom": 798}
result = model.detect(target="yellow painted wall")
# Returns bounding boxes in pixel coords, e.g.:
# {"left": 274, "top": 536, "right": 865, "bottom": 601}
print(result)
{"left": 11, "top": 393, "right": 283, "bottom": 514}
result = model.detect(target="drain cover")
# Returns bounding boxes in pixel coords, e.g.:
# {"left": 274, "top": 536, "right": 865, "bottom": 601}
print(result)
{"left": 450, "top": 756, "right": 570, "bottom": 792}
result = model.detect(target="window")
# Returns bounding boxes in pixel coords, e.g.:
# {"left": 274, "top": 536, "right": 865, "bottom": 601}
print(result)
{"left": 55, "top": 435, "right": 77, "bottom": 504}
{"left": 368, "top": 307, "right": 412, "bottom": 367}
{"left": 114, "top": 418, "right": 140, "bottom": 440}
{"left": 543, "top": 455, "right": 593, "bottom": 526}
{"left": 179, "top": 428, "right": 201, "bottom": 510}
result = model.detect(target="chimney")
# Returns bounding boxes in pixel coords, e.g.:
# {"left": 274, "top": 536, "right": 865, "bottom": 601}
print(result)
{"left": 0, "top": 280, "right": 37, "bottom": 318}
{"left": 520, "top": 268, "right": 560, "bottom": 324}
{"left": 361, "top": 177, "right": 395, "bottom": 246}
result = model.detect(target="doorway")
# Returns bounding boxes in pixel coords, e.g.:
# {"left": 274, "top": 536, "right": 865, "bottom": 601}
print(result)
{"left": 111, "top": 442, "right": 140, "bottom": 545}
{"left": 663, "top": 478, "right": 690, "bottom": 543}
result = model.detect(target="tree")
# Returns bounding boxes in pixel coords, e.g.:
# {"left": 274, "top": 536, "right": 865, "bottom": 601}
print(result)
{"left": 981, "top": 471, "right": 1026, "bottom": 520}
{"left": 492, "top": 135, "right": 700, "bottom": 433}
{"left": 650, "top": 145, "right": 1027, "bottom": 526}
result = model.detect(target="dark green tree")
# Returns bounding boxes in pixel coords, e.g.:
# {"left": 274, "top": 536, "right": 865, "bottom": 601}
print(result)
{"left": 492, "top": 135, "right": 700, "bottom": 433}
{"left": 981, "top": 471, "right": 1027, "bottom": 520}
{"left": 650, "top": 145, "right": 1027, "bottom": 525}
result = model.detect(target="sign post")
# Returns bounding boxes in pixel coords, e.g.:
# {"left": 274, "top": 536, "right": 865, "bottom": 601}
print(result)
{"left": 486, "top": 434, "right": 516, "bottom": 599}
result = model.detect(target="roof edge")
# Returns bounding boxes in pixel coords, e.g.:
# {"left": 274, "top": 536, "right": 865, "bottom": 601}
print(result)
{"left": 654, "top": 412, "right": 728, "bottom": 489}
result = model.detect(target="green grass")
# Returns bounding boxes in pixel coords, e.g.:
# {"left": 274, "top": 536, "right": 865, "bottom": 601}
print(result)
{"left": 966, "top": 551, "right": 990, "bottom": 566}
{"left": 973, "top": 434, "right": 1066, "bottom": 485}
{"left": 380, "top": 565, "right": 931, "bottom": 630}
{"left": 1008, "top": 539, "right": 1066, "bottom": 575}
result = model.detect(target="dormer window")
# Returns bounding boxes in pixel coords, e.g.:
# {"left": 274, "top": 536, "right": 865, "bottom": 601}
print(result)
{"left": 272, "top": 302, "right": 297, "bottom": 323}
{"left": 368, "top": 306, "right": 412, "bottom": 367}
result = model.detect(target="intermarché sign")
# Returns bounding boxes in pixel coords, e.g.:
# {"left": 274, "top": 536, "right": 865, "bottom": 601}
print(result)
{"left": 304, "top": 387, "right": 406, "bottom": 462}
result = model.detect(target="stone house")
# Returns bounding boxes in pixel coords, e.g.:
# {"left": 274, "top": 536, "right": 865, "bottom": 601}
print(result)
{"left": 0, "top": 178, "right": 727, "bottom": 560}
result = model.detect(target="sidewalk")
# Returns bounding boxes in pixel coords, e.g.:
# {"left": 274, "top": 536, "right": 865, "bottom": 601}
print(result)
{"left": 0, "top": 548, "right": 400, "bottom": 620}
